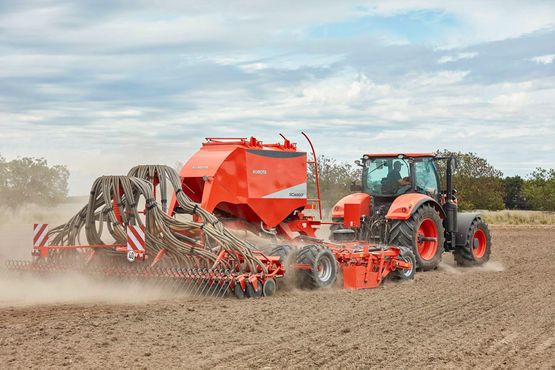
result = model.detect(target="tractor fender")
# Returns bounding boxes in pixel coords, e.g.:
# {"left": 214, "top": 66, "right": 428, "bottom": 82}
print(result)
{"left": 385, "top": 193, "right": 446, "bottom": 221}
{"left": 455, "top": 213, "right": 482, "bottom": 246}
{"left": 331, "top": 193, "right": 371, "bottom": 222}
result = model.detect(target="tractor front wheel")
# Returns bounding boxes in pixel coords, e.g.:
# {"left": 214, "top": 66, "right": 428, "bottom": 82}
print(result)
{"left": 388, "top": 204, "right": 444, "bottom": 271}
{"left": 454, "top": 218, "right": 491, "bottom": 266}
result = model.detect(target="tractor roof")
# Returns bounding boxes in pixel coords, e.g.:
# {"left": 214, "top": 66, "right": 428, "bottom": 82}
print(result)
{"left": 363, "top": 153, "right": 435, "bottom": 158}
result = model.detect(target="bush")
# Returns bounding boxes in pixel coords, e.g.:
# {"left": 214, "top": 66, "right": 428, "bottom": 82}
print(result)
{"left": 503, "top": 176, "right": 529, "bottom": 209}
{"left": 523, "top": 168, "right": 555, "bottom": 211}
{"left": 435, "top": 150, "right": 505, "bottom": 211}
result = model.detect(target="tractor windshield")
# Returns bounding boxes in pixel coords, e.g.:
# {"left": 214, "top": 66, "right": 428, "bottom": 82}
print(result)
{"left": 413, "top": 157, "right": 440, "bottom": 198}
{"left": 364, "top": 158, "right": 410, "bottom": 196}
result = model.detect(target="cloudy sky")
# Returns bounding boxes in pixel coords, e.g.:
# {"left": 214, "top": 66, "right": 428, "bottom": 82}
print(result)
{"left": 1, "top": 1, "right": 554, "bottom": 194}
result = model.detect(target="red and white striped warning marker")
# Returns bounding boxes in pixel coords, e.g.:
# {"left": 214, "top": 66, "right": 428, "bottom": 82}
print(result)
{"left": 33, "top": 224, "right": 49, "bottom": 256}
{"left": 126, "top": 225, "right": 145, "bottom": 262}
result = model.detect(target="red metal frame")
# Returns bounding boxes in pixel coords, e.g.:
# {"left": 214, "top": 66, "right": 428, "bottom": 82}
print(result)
{"left": 27, "top": 224, "right": 411, "bottom": 291}
{"left": 301, "top": 132, "right": 323, "bottom": 220}
{"left": 35, "top": 243, "right": 127, "bottom": 259}
{"left": 325, "top": 242, "right": 411, "bottom": 289}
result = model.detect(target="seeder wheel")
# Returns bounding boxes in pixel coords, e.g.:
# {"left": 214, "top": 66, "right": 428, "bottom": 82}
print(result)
{"left": 393, "top": 246, "right": 416, "bottom": 280}
{"left": 269, "top": 245, "right": 294, "bottom": 263}
{"left": 296, "top": 245, "right": 337, "bottom": 289}
{"left": 262, "top": 278, "right": 276, "bottom": 297}
{"left": 246, "top": 280, "right": 263, "bottom": 298}
{"left": 234, "top": 282, "right": 245, "bottom": 299}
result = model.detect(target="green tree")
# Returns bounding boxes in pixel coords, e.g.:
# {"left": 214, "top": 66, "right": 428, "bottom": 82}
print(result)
{"left": 435, "top": 150, "right": 505, "bottom": 210}
{"left": 307, "top": 155, "right": 361, "bottom": 212}
{"left": 503, "top": 176, "right": 529, "bottom": 209}
{"left": 0, "top": 155, "right": 69, "bottom": 208}
{"left": 523, "top": 168, "right": 555, "bottom": 211}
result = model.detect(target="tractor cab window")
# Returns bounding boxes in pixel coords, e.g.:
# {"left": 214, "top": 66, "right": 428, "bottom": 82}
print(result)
{"left": 414, "top": 158, "right": 439, "bottom": 198}
{"left": 364, "top": 158, "right": 410, "bottom": 196}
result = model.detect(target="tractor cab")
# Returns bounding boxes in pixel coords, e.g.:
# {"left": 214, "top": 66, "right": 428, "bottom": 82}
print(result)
{"left": 360, "top": 153, "right": 441, "bottom": 202}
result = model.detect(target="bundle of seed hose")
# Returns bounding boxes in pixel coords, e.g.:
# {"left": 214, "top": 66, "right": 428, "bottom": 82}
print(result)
{"left": 47, "top": 167, "right": 266, "bottom": 273}
{"left": 127, "top": 165, "right": 265, "bottom": 273}
{"left": 48, "top": 176, "right": 218, "bottom": 268}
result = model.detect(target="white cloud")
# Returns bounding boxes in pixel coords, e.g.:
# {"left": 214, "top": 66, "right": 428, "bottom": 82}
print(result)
{"left": 491, "top": 92, "right": 529, "bottom": 112}
{"left": 98, "top": 109, "right": 144, "bottom": 118}
{"left": 531, "top": 54, "right": 555, "bottom": 64}
{"left": 438, "top": 52, "right": 478, "bottom": 64}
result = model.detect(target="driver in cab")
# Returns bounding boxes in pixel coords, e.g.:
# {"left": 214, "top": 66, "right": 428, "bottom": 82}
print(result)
{"left": 385, "top": 161, "right": 410, "bottom": 193}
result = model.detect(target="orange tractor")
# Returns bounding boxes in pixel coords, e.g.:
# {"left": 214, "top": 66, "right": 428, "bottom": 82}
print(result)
{"left": 330, "top": 153, "right": 492, "bottom": 270}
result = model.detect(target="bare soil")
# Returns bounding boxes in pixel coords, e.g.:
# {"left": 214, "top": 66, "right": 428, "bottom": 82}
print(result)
{"left": 0, "top": 226, "right": 554, "bottom": 369}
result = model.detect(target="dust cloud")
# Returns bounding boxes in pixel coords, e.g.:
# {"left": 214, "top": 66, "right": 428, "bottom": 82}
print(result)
{"left": 439, "top": 262, "right": 463, "bottom": 274}
{"left": 439, "top": 260, "right": 505, "bottom": 275}
{"left": 0, "top": 200, "right": 180, "bottom": 307}
{"left": 0, "top": 273, "right": 180, "bottom": 307}
{"left": 473, "top": 261, "right": 506, "bottom": 272}
{"left": 0, "top": 201, "right": 85, "bottom": 261}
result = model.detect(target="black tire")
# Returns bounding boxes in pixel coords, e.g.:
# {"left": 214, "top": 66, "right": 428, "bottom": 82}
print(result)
{"left": 262, "top": 278, "right": 276, "bottom": 297}
{"left": 392, "top": 246, "right": 416, "bottom": 280}
{"left": 245, "top": 281, "right": 261, "bottom": 298}
{"left": 454, "top": 218, "right": 491, "bottom": 266}
{"left": 295, "top": 245, "right": 337, "bottom": 289}
{"left": 253, "top": 280, "right": 263, "bottom": 298}
{"left": 269, "top": 245, "right": 293, "bottom": 263}
{"left": 329, "top": 222, "right": 343, "bottom": 241}
{"left": 388, "top": 204, "right": 444, "bottom": 271}
{"left": 234, "top": 282, "right": 245, "bottom": 299}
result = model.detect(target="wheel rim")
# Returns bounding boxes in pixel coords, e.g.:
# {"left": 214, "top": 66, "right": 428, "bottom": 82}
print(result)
{"left": 472, "top": 229, "right": 487, "bottom": 258}
{"left": 416, "top": 218, "right": 438, "bottom": 260}
{"left": 316, "top": 255, "right": 333, "bottom": 283}
{"left": 400, "top": 255, "right": 413, "bottom": 277}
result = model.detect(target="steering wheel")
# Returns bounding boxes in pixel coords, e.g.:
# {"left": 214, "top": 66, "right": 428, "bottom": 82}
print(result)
{"left": 415, "top": 184, "right": 427, "bottom": 193}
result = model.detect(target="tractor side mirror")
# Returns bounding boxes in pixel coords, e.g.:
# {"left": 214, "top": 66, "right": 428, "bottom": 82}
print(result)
{"left": 350, "top": 182, "right": 362, "bottom": 192}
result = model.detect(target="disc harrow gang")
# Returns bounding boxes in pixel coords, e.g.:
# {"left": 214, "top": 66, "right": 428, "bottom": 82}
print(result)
{"left": 5, "top": 164, "right": 413, "bottom": 298}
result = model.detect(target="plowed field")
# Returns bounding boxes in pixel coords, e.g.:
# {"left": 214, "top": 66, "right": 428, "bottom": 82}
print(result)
{"left": 1, "top": 226, "right": 554, "bottom": 369}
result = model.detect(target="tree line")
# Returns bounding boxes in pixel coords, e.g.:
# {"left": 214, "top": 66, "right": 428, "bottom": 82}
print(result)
{"left": 308, "top": 151, "right": 555, "bottom": 212}
{"left": 1, "top": 151, "right": 553, "bottom": 213}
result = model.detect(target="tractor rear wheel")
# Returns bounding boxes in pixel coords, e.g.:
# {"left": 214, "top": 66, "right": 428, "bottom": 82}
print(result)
{"left": 388, "top": 204, "right": 444, "bottom": 271}
{"left": 454, "top": 218, "right": 491, "bottom": 266}
{"left": 296, "top": 245, "right": 337, "bottom": 289}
